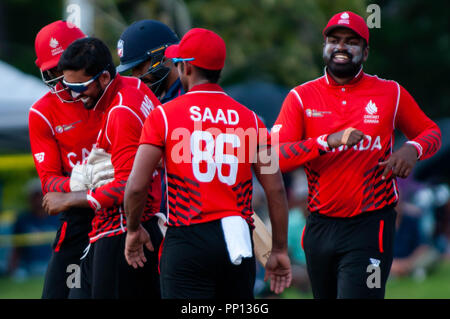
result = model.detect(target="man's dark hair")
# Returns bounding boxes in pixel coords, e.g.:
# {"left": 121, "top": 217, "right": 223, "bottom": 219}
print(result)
{"left": 58, "top": 37, "right": 116, "bottom": 78}
{"left": 180, "top": 62, "right": 221, "bottom": 84}
{"left": 194, "top": 65, "right": 221, "bottom": 84}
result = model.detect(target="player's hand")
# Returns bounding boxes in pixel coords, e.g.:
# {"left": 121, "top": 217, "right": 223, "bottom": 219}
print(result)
{"left": 125, "top": 224, "right": 154, "bottom": 269}
{"left": 264, "top": 248, "right": 292, "bottom": 294}
{"left": 327, "top": 127, "right": 365, "bottom": 149}
{"left": 42, "top": 192, "right": 70, "bottom": 215}
{"left": 379, "top": 143, "right": 418, "bottom": 180}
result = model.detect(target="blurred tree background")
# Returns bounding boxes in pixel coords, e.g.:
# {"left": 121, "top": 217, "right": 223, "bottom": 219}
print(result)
{"left": 0, "top": 0, "right": 448, "bottom": 119}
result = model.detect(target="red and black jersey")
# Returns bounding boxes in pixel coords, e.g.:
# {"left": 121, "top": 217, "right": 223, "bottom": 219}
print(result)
{"left": 273, "top": 69, "right": 441, "bottom": 218}
{"left": 86, "top": 75, "right": 162, "bottom": 243}
{"left": 140, "top": 83, "right": 270, "bottom": 228}
{"left": 29, "top": 85, "right": 102, "bottom": 194}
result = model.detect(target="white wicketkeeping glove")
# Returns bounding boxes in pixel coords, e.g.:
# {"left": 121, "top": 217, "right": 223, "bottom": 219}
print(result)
{"left": 70, "top": 163, "right": 93, "bottom": 191}
{"left": 87, "top": 148, "right": 114, "bottom": 189}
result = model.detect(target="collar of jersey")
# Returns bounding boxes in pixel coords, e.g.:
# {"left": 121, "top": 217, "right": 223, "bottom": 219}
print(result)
{"left": 92, "top": 75, "right": 121, "bottom": 112}
{"left": 323, "top": 66, "right": 365, "bottom": 87}
{"left": 186, "top": 83, "right": 226, "bottom": 95}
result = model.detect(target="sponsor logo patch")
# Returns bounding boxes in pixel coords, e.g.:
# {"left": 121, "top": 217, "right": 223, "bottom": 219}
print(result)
{"left": 55, "top": 120, "right": 82, "bottom": 134}
{"left": 305, "top": 109, "right": 332, "bottom": 118}
{"left": 34, "top": 152, "right": 45, "bottom": 163}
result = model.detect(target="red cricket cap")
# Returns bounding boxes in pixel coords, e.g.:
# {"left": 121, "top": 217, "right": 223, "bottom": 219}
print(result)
{"left": 35, "top": 20, "right": 86, "bottom": 71}
{"left": 165, "top": 28, "right": 226, "bottom": 70}
{"left": 323, "top": 11, "right": 369, "bottom": 45}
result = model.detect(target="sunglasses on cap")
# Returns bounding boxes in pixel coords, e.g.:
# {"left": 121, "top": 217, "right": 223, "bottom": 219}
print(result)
{"left": 171, "top": 57, "right": 195, "bottom": 64}
{"left": 62, "top": 68, "right": 108, "bottom": 93}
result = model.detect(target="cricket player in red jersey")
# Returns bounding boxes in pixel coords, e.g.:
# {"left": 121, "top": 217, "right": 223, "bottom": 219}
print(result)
{"left": 272, "top": 11, "right": 442, "bottom": 298}
{"left": 29, "top": 20, "right": 108, "bottom": 299}
{"left": 124, "top": 28, "right": 292, "bottom": 298}
{"left": 42, "top": 37, "right": 163, "bottom": 298}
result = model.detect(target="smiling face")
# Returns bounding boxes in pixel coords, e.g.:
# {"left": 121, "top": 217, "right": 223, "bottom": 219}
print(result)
{"left": 323, "top": 27, "right": 368, "bottom": 80}
{"left": 63, "top": 69, "right": 110, "bottom": 109}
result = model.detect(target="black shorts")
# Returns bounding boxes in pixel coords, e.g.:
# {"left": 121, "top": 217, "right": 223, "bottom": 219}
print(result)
{"left": 302, "top": 206, "right": 396, "bottom": 299}
{"left": 69, "top": 217, "right": 162, "bottom": 299}
{"left": 41, "top": 208, "right": 93, "bottom": 299}
{"left": 160, "top": 219, "right": 256, "bottom": 299}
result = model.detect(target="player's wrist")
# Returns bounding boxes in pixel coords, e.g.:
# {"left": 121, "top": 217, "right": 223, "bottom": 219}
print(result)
{"left": 126, "top": 222, "right": 141, "bottom": 233}
{"left": 326, "top": 132, "right": 342, "bottom": 149}
{"left": 317, "top": 134, "right": 332, "bottom": 152}
{"left": 405, "top": 141, "right": 422, "bottom": 160}
{"left": 67, "top": 191, "right": 91, "bottom": 209}
{"left": 271, "top": 241, "right": 288, "bottom": 252}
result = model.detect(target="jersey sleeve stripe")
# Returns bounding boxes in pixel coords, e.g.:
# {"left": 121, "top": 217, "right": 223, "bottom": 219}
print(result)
{"left": 157, "top": 105, "right": 168, "bottom": 142}
{"left": 425, "top": 131, "right": 441, "bottom": 147}
{"left": 164, "top": 167, "right": 170, "bottom": 221}
{"left": 54, "top": 177, "right": 65, "bottom": 192}
{"left": 252, "top": 111, "right": 259, "bottom": 132}
{"left": 290, "top": 89, "right": 304, "bottom": 110}
{"left": 406, "top": 141, "right": 423, "bottom": 159}
{"left": 44, "top": 177, "right": 57, "bottom": 192}
{"left": 105, "top": 105, "right": 144, "bottom": 145}
{"left": 100, "top": 189, "right": 120, "bottom": 206}
{"left": 30, "top": 108, "right": 55, "bottom": 135}
{"left": 393, "top": 82, "right": 400, "bottom": 129}
{"left": 87, "top": 193, "right": 102, "bottom": 211}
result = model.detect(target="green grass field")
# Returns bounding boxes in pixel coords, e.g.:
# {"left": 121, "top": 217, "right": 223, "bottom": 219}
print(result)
{"left": 1, "top": 261, "right": 449, "bottom": 299}
{"left": 0, "top": 276, "right": 45, "bottom": 299}
{"left": 279, "top": 260, "right": 450, "bottom": 299}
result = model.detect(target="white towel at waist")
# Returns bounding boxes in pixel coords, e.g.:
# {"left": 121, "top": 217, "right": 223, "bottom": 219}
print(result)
{"left": 221, "top": 216, "right": 253, "bottom": 265}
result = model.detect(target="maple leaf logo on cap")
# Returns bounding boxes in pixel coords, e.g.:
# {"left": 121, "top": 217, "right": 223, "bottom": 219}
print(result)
{"left": 49, "top": 37, "right": 59, "bottom": 49}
